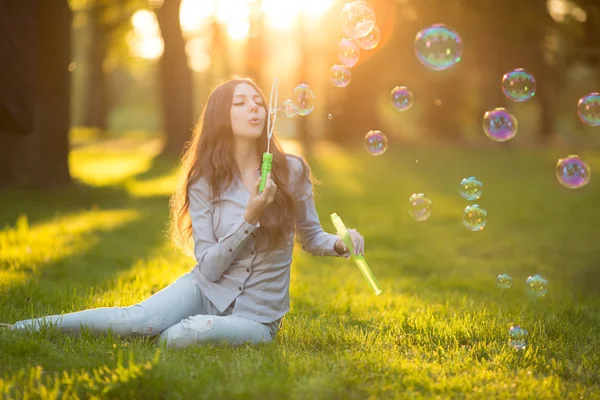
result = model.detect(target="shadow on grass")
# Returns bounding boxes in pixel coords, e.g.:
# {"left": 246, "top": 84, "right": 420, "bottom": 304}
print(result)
{"left": 0, "top": 153, "right": 186, "bottom": 321}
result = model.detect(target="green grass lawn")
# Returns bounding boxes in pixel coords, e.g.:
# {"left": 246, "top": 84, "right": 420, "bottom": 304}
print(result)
{"left": 1, "top": 137, "right": 600, "bottom": 399}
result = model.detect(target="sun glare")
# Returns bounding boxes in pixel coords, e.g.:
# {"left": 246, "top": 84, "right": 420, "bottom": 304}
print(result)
{"left": 129, "top": 0, "right": 333, "bottom": 60}
{"left": 129, "top": 10, "right": 163, "bottom": 60}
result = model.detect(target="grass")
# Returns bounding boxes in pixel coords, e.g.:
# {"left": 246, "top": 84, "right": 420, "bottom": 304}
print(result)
{"left": 1, "top": 135, "right": 600, "bottom": 399}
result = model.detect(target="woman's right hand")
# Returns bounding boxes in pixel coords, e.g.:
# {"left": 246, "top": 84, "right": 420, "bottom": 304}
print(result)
{"left": 243, "top": 172, "right": 277, "bottom": 224}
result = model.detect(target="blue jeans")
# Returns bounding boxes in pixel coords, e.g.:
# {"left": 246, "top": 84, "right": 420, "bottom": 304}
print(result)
{"left": 12, "top": 273, "right": 277, "bottom": 348}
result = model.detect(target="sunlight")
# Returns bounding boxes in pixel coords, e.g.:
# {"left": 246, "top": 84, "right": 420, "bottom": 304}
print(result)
{"left": 262, "top": 0, "right": 333, "bottom": 29}
{"left": 129, "top": 10, "right": 164, "bottom": 60}
{"left": 180, "top": 0, "right": 214, "bottom": 34}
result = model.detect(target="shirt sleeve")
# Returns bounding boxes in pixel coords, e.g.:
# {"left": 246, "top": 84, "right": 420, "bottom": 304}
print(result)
{"left": 189, "top": 178, "right": 260, "bottom": 281}
{"left": 291, "top": 157, "right": 351, "bottom": 259}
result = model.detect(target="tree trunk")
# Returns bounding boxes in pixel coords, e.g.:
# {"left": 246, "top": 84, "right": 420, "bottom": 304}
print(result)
{"left": 82, "top": 3, "right": 109, "bottom": 133}
{"left": 246, "top": 0, "right": 265, "bottom": 88}
{"left": 155, "top": 0, "right": 194, "bottom": 157}
{"left": 0, "top": 0, "right": 72, "bottom": 188}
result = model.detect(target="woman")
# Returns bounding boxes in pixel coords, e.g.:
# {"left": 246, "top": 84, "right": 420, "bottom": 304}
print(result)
{"left": 4, "top": 77, "right": 366, "bottom": 348}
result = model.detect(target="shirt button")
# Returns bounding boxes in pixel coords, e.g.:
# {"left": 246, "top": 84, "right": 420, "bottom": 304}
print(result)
{"left": 238, "top": 286, "right": 242, "bottom": 291}
{"left": 228, "top": 249, "right": 232, "bottom": 252}
{"left": 251, "top": 251, "right": 255, "bottom": 255}
{"left": 246, "top": 268, "right": 250, "bottom": 272}
{"left": 244, "top": 230, "right": 248, "bottom": 234}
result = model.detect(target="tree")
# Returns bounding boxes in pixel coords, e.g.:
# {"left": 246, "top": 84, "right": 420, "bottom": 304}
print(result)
{"left": 154, "top": 0, "right": 194, "bottom": 156}
{"left": 0, "top": 0, "right": 72, "bottom": 188}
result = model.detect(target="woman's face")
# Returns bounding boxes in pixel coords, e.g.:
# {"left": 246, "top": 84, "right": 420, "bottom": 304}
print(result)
{"left": 230, "top": 83, "right": 267, "bottom": 139}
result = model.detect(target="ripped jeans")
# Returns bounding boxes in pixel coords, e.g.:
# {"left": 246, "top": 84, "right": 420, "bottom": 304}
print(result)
{"left": 12, "top": 273, "right": 276, "bottom": 348}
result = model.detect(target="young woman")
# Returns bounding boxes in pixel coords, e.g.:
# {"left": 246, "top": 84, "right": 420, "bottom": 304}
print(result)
{"left": 4, "top": 77, "right": 366, "bottom": 348}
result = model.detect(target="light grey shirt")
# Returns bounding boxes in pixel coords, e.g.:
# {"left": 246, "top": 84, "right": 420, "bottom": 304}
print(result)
{"left": 189, "top": 155, "right": 350, "bottom": 327}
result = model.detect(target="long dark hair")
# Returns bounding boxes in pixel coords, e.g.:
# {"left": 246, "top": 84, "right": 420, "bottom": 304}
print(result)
{"left": 169, "top": 77, "right": 312, "bottom": 254}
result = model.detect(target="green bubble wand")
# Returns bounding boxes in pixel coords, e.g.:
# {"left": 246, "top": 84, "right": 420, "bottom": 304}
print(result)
{"left": 259, "top": 77, "right": 279, "bottom": 194}
{"left": 331, "top": 213, "right": 382, "bottom": 296}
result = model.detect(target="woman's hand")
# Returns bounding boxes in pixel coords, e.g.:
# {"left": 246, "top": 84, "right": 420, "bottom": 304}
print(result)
{"left": 243, "top": 172, "right": 277, "bottom": 224}
{"left": 334, "top": 228, "right": 364, "bottom": 256}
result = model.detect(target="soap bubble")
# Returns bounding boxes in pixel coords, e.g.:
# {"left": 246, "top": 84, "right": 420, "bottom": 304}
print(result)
{"left": 415, "top": 24, "right": 462, "bottom": 71}
{"left": 509, "top": 326, "right": 528, "bottom": 350}
{"left": 279, "top": 99, "right": 296, "bottom": 118}
{"left": 363, "top": 130, "right": 388, "bottom": 156}
{"left": 526, "top": 275, "right": 548, "bottom": 298}
{"left": 460, "top": 176, "right": 483, "bottom": 201}
{"left": 328, "top": 113, "right": 333, "bottom": 120}
{"left": 502, "top": 68, "right": 536, "bottom": 102}
{"left": 338, "top": 38, "right": 360, "bottom": 68}
{"left": 355, "top": 25, "right": 380, "bottom": 50}
{"left": 556, "top": 155, "right": 590, "bottom": 189}
{"left": 408, "top": 193, "right": 432, "bottom": 222}
{"left": 341, "top": 1, "right": 376, "bottom": 39}
{"left": 577, "top": 93, "right": 600, "bottom": 126}
{"left": 462, "top": 204, "right": 487, "bottom": 231}
{"left": 389, "top": 86, "right": 413, "bottom": 112}
{"left": 483, "top": 108, "right": 518, "bottom": 142}
{"left": 497, "top": 274, "right": 512, "bottom": 289}
{"left": 329, "top": 65, "right": 351, "bottom": 88}
{"left": 292, "top": 84, "right": 315, "bottom": 116}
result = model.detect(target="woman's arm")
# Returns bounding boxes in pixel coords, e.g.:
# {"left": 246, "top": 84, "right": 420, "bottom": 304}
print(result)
{"left": 291, "top": 156, "right": 351, "bottom": 259}
{"left": 189, "top": 179, "right": 259, "bottom": 281}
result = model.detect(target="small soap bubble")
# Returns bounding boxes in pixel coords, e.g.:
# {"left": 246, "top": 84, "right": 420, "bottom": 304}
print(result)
{"left": 460, "top": 176, "right": 483, "bottom": 201}
{"left": 415, "top": 24, "right": 462, "bottom": 71}
{"left": 363, "top": 130, "right": 388, "bottom": 156}
{"left": 328, "top": 113, "right": 333, "bottom": 120}
{"left": 408, "top": 193, "right": 432, "bottom": 221}
{"left": 389, "top": 86, "right": 413, "bottom": 112}
{"left": 556, "top": 155, "right": 590, "bottom": 189}
{"left": 279, "top": 99, "right": 296, "bottom": 118}
{"left": 341, "top": 1, "right": 376, "bottom": 39}
{"left": 292, "top": 84, "right": 315, "bottom": 116}
{"left": 338, "top": 38, "right": 360, "bottom": 68}
{"left": 526, "top": 275, "right": 548, "bottom": 298}
{"left": 329, "top": 65, "right": 351, "bottom": 88}
{"left": 509, "top": 326, "right": 528, "bottom": 350}
{"left": 497, "top": 274, "right": 512, "bottom": 289}
{"left": 355, "top": 25, "right": 380, "bottom": 50}
{"left": 502, "top": 68, "right": 536, "bottom": 102}
{"left": 462, "top": 204, "right": 487, "bottom": 231}
{"left": 577, "top": 93, "right": 600, "bottom": 126}
{"left": 483, "top": 108, "right": 518, "bottom": 142}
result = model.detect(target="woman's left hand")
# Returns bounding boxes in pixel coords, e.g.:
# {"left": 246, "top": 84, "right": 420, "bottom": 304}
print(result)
{"left": 334, "top": 228, "right": 364, "bottom": 256}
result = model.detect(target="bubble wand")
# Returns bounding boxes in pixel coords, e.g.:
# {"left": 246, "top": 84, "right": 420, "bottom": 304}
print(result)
{"left": 330, "top": 213, "right": 382, "bottom": 295}
{"left": 259, "top": 77, "right": 279, "bottom": 193}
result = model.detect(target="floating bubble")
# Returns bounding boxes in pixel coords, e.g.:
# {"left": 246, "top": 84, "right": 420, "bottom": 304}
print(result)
{"left": 497, "top": 274, "right": 512, "bottom": 289}
{"left": 460, "top": 176, "right": 483, "bottom": 201}
{"left": 278, "top": 99, "right": 296, "bottom": 118}
{"left": 389, "top": 86, "right": 413, "bottom": 112}
{"left": 363, "top": 130, "right": 388, "bottom": 156}
{"left": 483, "top": 108, "right": 518, "bottom": 142}
{"left": 329, "top": 65, "right": 351, "bottom": 88}
{"left": 355, "top": 25, "right": 380, "bottom": 50}
{"left": 341, "top": 1, "right": 376, "bottom": 39}
{"left": 556, "top": 155, "right": 590, "bottom": 189}
{"left": 291, "top": 84, "right": 315, "bottom": 116}
{"left": 526, "top": 275, "right": 548, "bottom": 298}
{"left": 509, "top": 326, "right": 528, "bottom": 350}
{"left": 408, "top": 193, "right": 432, "bottom": 222}
{"left": 338, "top": 38, "right": 360, "bottom": 68}
{"left": 462, "top": 204, "right": 487, "bottom": 231}
{"left": 415, "top": 24, "right": 462, "bottom": 71}
{"left": 502, "top": 68, "right": 536, "bottom": 102}
{"left": 328, "top": 113, "right": 333, "bottom": 120}
{"left": 577, "top": 93, "right": 600, "bottom": 126}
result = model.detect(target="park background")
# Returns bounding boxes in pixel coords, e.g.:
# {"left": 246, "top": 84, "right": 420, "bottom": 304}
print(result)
{"left": 1, "top": 0, "right": 600, "bottom": 398}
